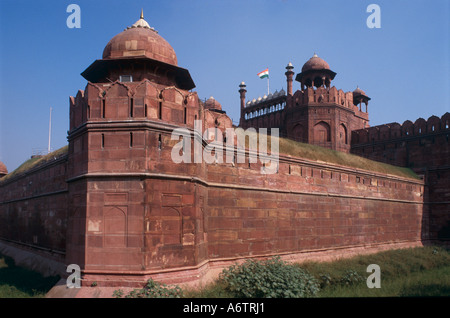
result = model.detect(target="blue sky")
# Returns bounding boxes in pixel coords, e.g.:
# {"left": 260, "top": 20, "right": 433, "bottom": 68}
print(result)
{"left": 0, "top": 0, "right": 449, "bottom": 172}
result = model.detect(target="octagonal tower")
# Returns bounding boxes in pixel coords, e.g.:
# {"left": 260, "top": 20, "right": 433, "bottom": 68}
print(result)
{"left": 66, "top": 12, "right": 206, "bottom": 285}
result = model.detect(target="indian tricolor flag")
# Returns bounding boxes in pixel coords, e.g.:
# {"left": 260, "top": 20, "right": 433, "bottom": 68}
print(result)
{"left": 257, "top": 68, "right": 269, "bottom": 79}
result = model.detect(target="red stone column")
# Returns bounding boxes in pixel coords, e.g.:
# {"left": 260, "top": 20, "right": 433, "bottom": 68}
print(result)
{"left": 285, "top": 63, "right": 294, "bottom": 97}
{"left": 239, "top": 82, "right": 247, "bottom": 126}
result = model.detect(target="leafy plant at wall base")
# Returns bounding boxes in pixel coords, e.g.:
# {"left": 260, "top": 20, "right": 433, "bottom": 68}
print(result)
{"left": 340, "top": 270, "right": 364, "bottom": 286}
{"left": 318, "top": 273, "right": 333, "bottom": 288}
{"left": 219, "top": 256, "right": 320, "bottom": 298}
{"left": 114, "top": 279, "right": 184, "bottom": 298}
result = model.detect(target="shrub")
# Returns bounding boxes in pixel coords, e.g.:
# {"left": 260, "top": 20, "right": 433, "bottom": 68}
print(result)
{"left": 318, "top": 273, "right": 333, "bottom": 288}
{"left": 339, "top": 269, "right": 364, "bottom": 286}
{"left": 114, "top": 279, "right": 184, "bottom": 298}
{"left": 219, "top": 256, "right": 319, "bottom": 298}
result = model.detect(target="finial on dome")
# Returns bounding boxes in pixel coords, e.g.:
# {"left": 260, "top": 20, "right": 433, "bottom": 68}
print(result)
{"left": 313, "top": 52, "right": 318, "bottom": 58}
{"left": 128, "top": 9, "right": 157, "bottom": 32}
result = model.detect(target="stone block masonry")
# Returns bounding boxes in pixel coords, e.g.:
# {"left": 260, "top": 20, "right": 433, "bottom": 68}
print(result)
{"left": 0, "top": 152, "right": 68, "bottom": 268}
{"left": 0, "top": 13, "right": 440, "bottom": 290}
{"left": 351, "top": 113, "right": 450, "bottom": 242}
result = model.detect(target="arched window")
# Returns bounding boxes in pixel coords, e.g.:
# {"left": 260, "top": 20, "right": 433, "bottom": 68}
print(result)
{"left": 103, "top": 206, "right": 127, "bottom": 247}
{"left": 339, "top": 124, "right": 348, "bottom": 144}
{"left": 313, "top": 121, "right": 331, "bottom": 143}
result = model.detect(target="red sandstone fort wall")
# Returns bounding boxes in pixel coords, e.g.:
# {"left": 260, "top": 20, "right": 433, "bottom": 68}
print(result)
{"left": 0, "top": 155, "right": 68, "bottom": 260}
{"left": 351, "top": 113, "right": 449, "bottom": 168}
{"left": 62, "top": 118, "right": 426, "bottom": 286}
{"left": 351, "top": 113, "right": 450, "bottom": 242}
{"left": 0, "top": 79, "right": 437, "bottom": 287}
{"left": 203, "top": 152, "right": 424, "bottom": 261}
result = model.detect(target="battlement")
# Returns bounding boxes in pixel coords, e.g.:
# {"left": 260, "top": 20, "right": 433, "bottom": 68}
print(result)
{"left": 293, "top": 86, "right": 353, "bottom": 107}
{"left": 242, "top": 86, "right": 369, "bottom": 123}
{"left": 69, "top": 80, "right": 200, "bottom": 132}
{"left": 352, "top": 113, "right": 450, "bottom": 145}
{"left": 242, "top": 90, "right": 286, "bottom": 121}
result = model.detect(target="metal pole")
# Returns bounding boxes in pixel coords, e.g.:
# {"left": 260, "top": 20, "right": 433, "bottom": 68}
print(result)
{"left": 48, "top": 107, "right": 52, "bottom": 154}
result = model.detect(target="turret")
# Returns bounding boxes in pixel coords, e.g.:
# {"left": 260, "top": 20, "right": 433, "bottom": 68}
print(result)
{"left": 285, "top": 62, "right": 294, "bottom": 96}
{"left": 0, "top": 161, "right": 7, "bottom": 178}
{"left": 239, "top": 82, "right": 247, "bottom": 125}
{"left": 295, "top": 53, "right": 336, "bottom": 90}
{"left": 353, "top": 86, "right": 371, "bottom": 112}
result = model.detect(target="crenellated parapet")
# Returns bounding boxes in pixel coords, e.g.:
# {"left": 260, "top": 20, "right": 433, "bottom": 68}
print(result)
{"left": 69, "top": 80, "right": 200, "bottom": 133}
{"left": 242, "top": 89, "right": 287, "bottom": 121}
{"left": 352, "top": 113, "right": 450, "bottom": 144}
{"left": 292, "top": 86, "right": 358, "bottom": 110}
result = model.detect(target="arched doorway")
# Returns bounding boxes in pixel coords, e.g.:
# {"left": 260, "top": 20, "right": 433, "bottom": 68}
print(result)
{"left": 313, "top": 121, "right": 331, "bottom": 144}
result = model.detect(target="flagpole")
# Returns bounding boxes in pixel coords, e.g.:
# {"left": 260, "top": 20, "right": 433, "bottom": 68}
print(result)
{"left": 48, "top": 107, "right": 52, "bottom": 154}
{"left": 267, "top": 76, "right": 270, "bottom": 95}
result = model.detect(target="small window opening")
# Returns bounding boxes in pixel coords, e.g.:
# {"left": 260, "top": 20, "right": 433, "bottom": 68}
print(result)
{"left": 130, "top": 98, "right": 134, "bottom": 118}
{"left": 119, "top": 75, "right": 133, "bottom": 82}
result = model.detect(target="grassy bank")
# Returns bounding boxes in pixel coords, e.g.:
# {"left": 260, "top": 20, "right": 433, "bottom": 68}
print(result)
{"left": 300, "top": 246, "right": 450, "bottom": 297}
{"left": 0, "top": 145, "right": 68, "bottom": 184}
{"left": 236, "top": 130, "right": 419, "bottom": 180}
{"left": 180, "top": 246, "right": 450, "bottom": 298}
{"left": 0, "top": 253, "right": 60, "bottom": 298}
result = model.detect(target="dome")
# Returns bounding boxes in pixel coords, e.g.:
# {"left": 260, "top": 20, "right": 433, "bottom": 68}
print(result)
{"left": 353, "top": 86, "right": 367, "bottom": 96}
{"left": 301, "top": 53, "right": 330, "bottom": 72}
{"left": 204, "top": 96, "right": 222, "bottom": 111}
{"left": 102, "top": 12, "right": 178, "bottom": 66}
{"left": 352, "top": 86, "right": 371, "bottom": 106}
{"left": 0, "top": 161, "right": 7, "bottom": 176}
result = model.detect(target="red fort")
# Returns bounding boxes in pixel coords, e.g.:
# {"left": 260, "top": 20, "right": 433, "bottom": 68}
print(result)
{"left": 0, "top": 13, "right": 448, "bottom": 292}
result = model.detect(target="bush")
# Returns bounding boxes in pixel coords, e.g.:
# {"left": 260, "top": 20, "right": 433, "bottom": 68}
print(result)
{"left": 114, "top": 279, "right": 184, "bottom": 298}
{"left": 318, "top": 273, "right": 333, "bottom": 288}
{"left": 219, "top": 256, "right": 319, "bottom": 298}
{"left": 339, "top": 269, "right": 364, "bottom": 286}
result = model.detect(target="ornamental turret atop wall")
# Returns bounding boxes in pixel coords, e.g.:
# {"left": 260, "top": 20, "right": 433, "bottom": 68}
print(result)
{"left": 81, "top": 11, "right": 195, "bottom": 90}
{"left": 295, "top": 53, "right": 337, "bottom": 90}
